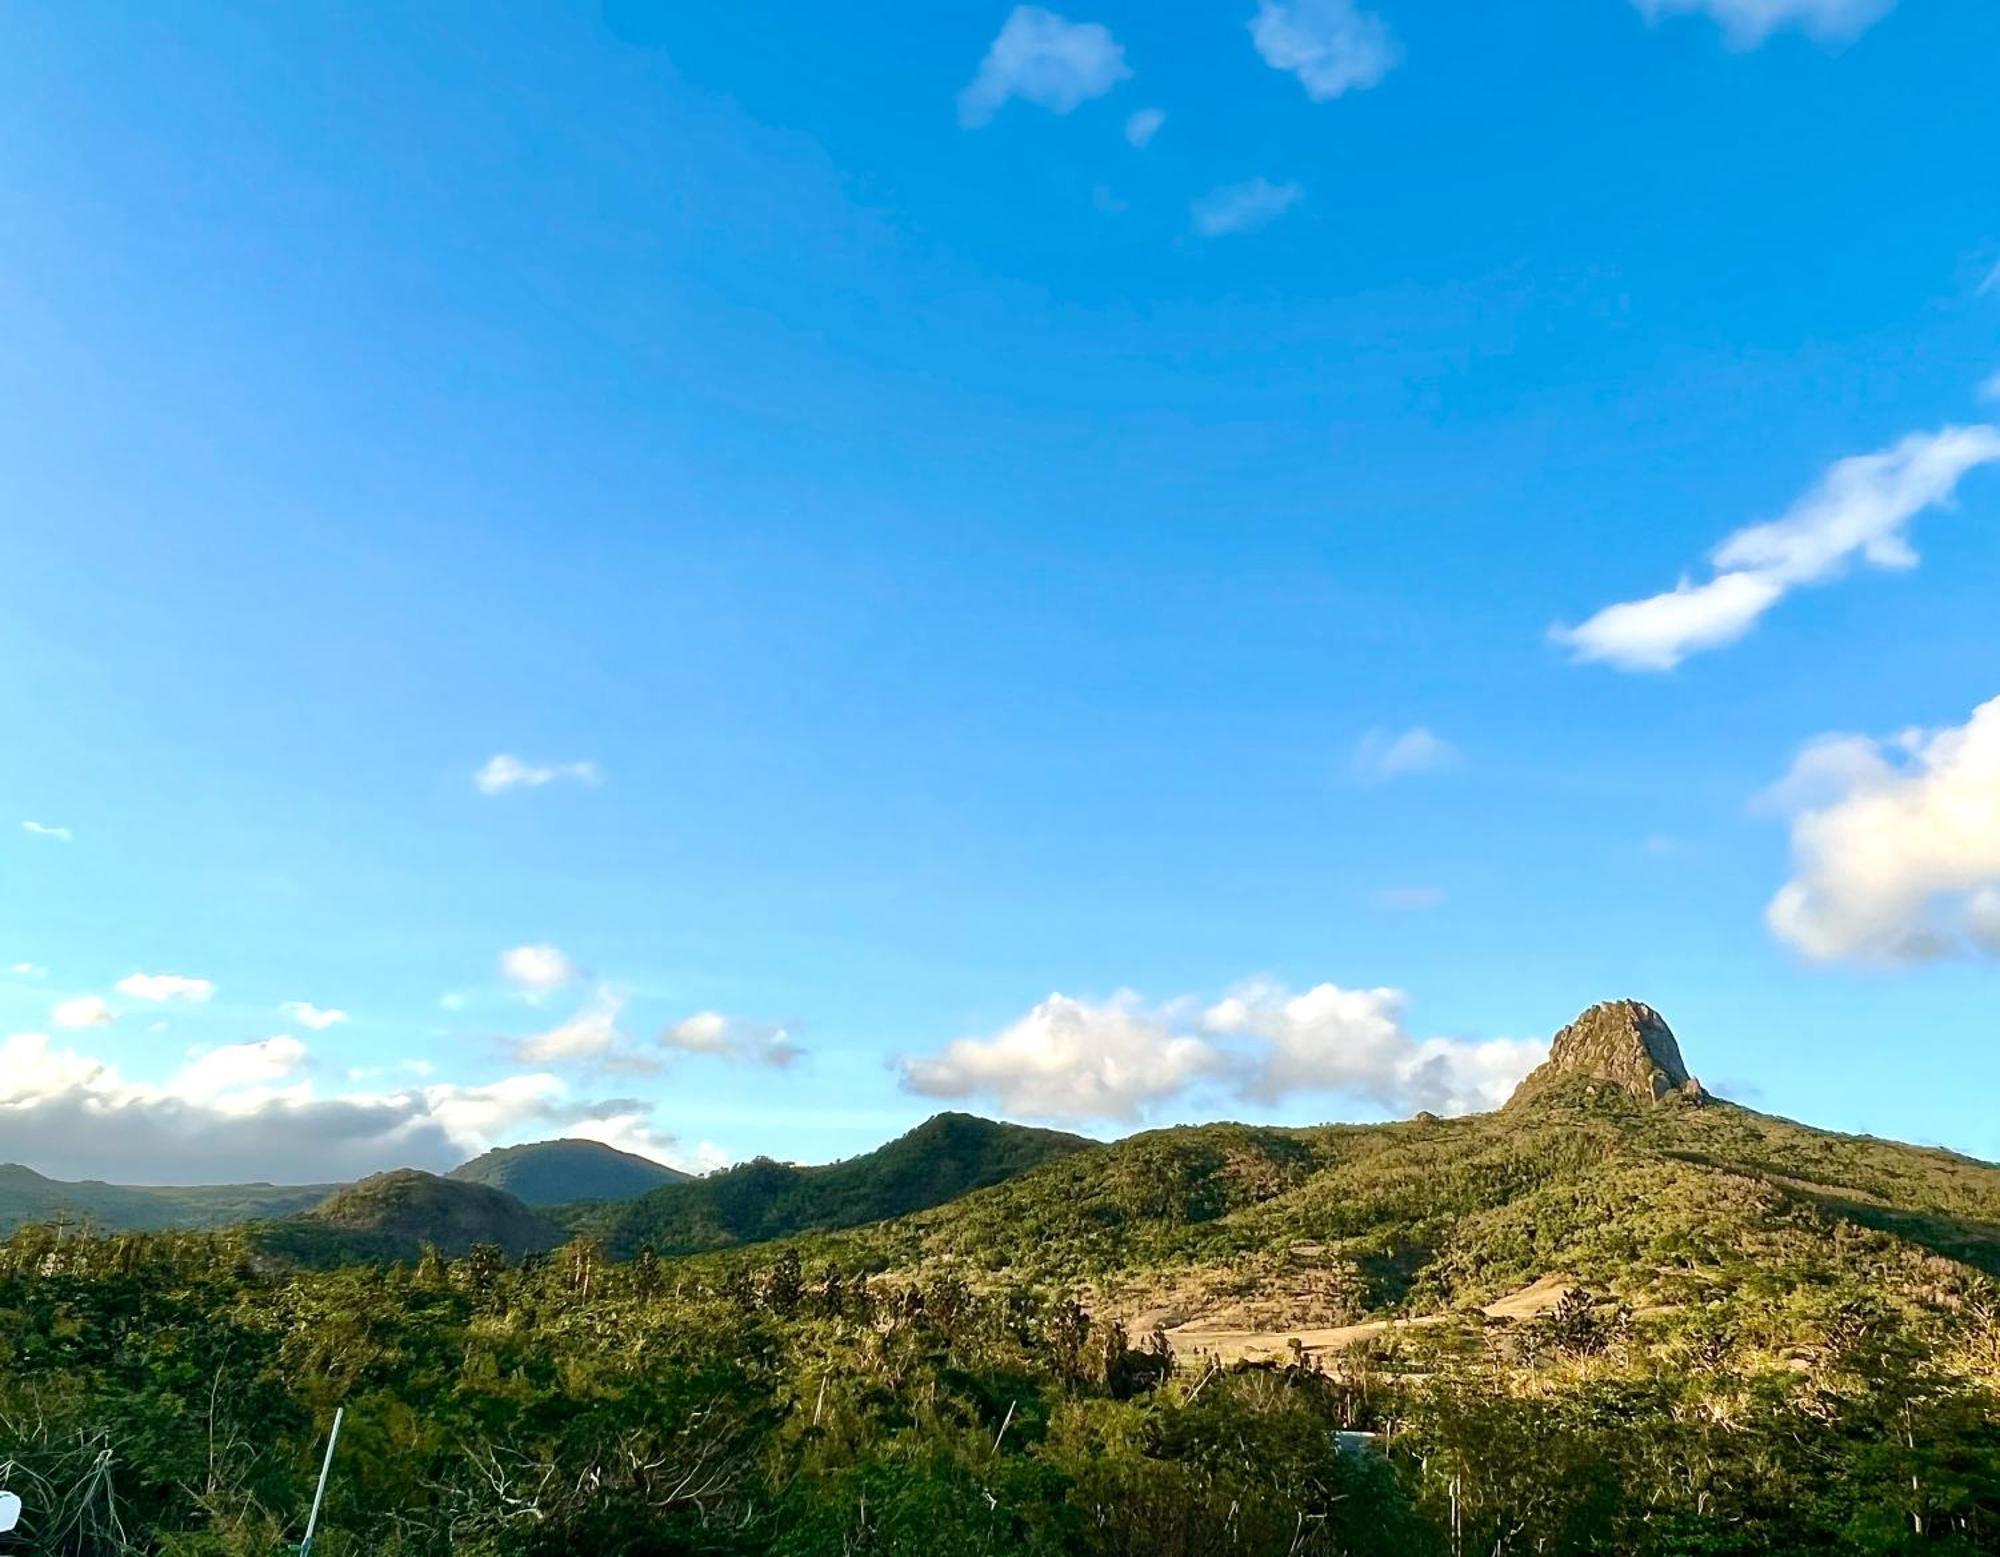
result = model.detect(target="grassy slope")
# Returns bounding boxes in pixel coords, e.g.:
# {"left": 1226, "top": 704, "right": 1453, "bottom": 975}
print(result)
{"left": 591, "top": 1112, "right": 1093, "bottom": 1255}
{"left": 791, "top": 1084, "right": 2000, "bottom": 1322}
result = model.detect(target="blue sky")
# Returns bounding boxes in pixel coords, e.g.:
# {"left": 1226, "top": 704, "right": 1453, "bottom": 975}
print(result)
{"left": 3, "top": 0, "right": 1999, "bottom": 1183}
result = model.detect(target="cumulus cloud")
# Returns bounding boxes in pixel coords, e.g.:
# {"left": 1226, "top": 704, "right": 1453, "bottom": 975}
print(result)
{"left": 1555, "top": 425, "right": 2000, "bottom": 671}
{"left": 1632, "top": 0, "right": 1894, "bottom": 46}
{"left": 1123, "top": 106, "right": 1166, "bottom": 147}
{"left": 1191, "top": 177, "right": 1303, "bottom": 237}
{"left": 1354, "top": 725, "right": 1457, "bottom": 781}
{"left": 500, "top": 943, "right": 579, "bottom": 997}
{"left": 282, "top": 1001, "right": 349, "bottom": 1030}
{"left": 902, "top": 991, "right": 1223, "bottom": 1121}
{"left": 1761, "top": 694, "right": 2000, "bottom": 963}
{"left": 0, "top": 1028, "right": 663, "bottom": 1183}
{"left": 899, "top": 980, "right": 1542, "bottom": 1124}
{"left": 1250, "top": 0, "right": 1400, "bottom": 100}
{"left": 958, "top": 6, "right": 1130, "bottom": 129}
{"left": 474, "top": 754, "right": 601, "bottom": 796}
{"left": 115, "top": 972, "right": 216, "bottom": 1004}
{"left": 514, "top": 990, "right": 627, "bottom": 1064}
{"left": 52, "top": 995, "right": 114, "bottom": 1029}
{"left": 22, "top": 821, "right": 72, "bottom": 843}
{"left": 663, "top": 1011, "right": 802, "bottom": 1068}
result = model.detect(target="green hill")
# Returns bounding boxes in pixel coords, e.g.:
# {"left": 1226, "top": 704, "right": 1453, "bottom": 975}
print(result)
{"left": 795, "top": 1003, "right": 2000, "bottom": 1343}
{"left": 252, "top": 1169, "right": 565, "bottom": 1266}
{"left": 447, "top": 1137, "right": 688, "bottom": 1206}
{"left": 0, "top": 1162, "right": 334, "bottom": 1234}
{"left": 593, "top": 1111, "right": 1092, "bottom": 1255}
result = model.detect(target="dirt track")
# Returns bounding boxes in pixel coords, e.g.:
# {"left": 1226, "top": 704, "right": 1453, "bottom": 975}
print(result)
{"left": 1164, "top": 1273, "right": 1577, "bottom": 1366}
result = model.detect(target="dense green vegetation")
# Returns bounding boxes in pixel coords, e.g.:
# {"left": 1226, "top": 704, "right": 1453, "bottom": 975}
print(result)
{"left": 584, "top": 1113, "right": 1091, "bottom": 1256}
{"left": 448, "top": 1138, "right": 690, "bottom": 1207}
{"left": 7, "top": 1043, "right": 2000, "bottom": 1553}
{"left": 248, "top": 1171, "right": 566, "bottom": 1267}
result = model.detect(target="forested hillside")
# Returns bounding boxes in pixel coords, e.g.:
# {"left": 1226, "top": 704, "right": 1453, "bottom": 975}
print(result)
{"left": 3, "top": 1004, "right": 1998, "bottom": 1553}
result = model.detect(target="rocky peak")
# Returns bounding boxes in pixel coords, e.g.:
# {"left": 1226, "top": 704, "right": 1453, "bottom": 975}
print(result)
{"left": 1505, "top": 1000, "right": 1706, "bottom": 1109}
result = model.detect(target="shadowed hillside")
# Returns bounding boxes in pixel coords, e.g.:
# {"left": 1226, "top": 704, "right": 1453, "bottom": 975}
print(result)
{"left": 252, "top": 1169, "right": 565, "bottom": 1266}
{"left": 591, "top": 1112, "right": 1092, "bottom": 1255}
{"left": 448, "top": 1137, "right": 689, "bottom": 1206}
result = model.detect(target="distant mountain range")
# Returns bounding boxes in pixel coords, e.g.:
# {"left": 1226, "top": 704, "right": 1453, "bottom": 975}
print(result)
{"left": 0, "top": 1135, "right": 683, "bottom": 1237}
{"left": 9, "top": 1004, "right": 2000, "bottom": 1334}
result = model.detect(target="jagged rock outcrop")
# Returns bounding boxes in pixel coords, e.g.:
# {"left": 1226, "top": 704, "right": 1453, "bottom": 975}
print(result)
{"left": 1506, "top": 1000, "right": 1707, "bottom": 1109}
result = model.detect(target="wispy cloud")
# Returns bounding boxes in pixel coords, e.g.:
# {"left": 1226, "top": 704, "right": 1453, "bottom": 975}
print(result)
{"left": 473, "top": 754, "right": 601, "bottom": 796}
{"left": 21, "top": 821, "right": 72, "bottom": 843}
{"left": 900, "top": 980, "right": 1541, "bottom": 1123}
{"left": 1761, "top": 693, "right": 2000, "bottom": 963}
{"left": 115, "top": 972, "right": 216, "bottom": 1004}
{"left": 1191, "top": 177, "right": 1303, "bottom": 237}
{"left": 1555, "top": 425, "right": 2000, "bottom": 671}
{"left": 8, "top": 963, "right": 47, "bottom": 978}
{"left": 514, "top": 989, "right": 627, "bottom": 1064}
{"left": 282, "top": 1001, "right": 350, "bottom": 1031}
{"left": 1632, "top": 0, "right": 1895, "bottom": 47}
{"left": 1979, "top": 370, "right": 2000, "bottom": 403}
{"left": 663, "top": 1011, "right": 802, "bottom": 1068}
{"left": 1354, "top": 726, "right": 1458, "bottom": 782}
{"left": 1250, "top": 0, "right": 1399, "bottom": 101}
{"left": 1123, "top": 106, "right": 1166, "bottom": 148}
{"left": 958, "top": 6, "right": 1131, "bottom": 129}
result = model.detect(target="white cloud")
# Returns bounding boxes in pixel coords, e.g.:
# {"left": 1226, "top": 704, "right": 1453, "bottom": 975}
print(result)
{"left": 902, "top": 991, "right": 1223, "bottom": 1121}
{"left": 0, "top": 1027, "right": 666, "bottom": 1183}
{"left": 514, "top": 990, "right": 627, "bottom": 1064}
{"left": 1205, "top": 981, "right": 1544, "bottom": 1115}
{"left": 8, "top": 963, "right": 47, "bottom": 978}
{"left": 500, "top": 942, "right": 579, "bottom": 997}
{"left": 1762, "top": 694, "right": 2000, "bottom": 963}
{"left": 899, "top": 980, "right": 1542, "bottom": 1124}
{"left": 474, "top": 754, "right": 601, "bottom": 796}
{"left": 1191, "top": 177, "right": 1304, "bottom": 237}
{"left": 21, "top": 821, "right": 72, "bottom": 843}
{"left": 1250, "top": 0, "right": 1400, "bottom": 101}
{"left": 1123, "top": 106, "right": 1166, "bottom": 147}
{"left": 52, "top": 995, "right": 114, "bottom": 1029}
{"left": 1354, "top": 725, "right": 1458, "bottom": 781}
{"left": 115, "top": 972, "right": 216, "bottom": 1004}
{"left": 1555, "top": 425, "right": 2000, "bottom": 671}
{"left": 282, "top": 1001, "right": 350, "bottom": 1030}
{"left": 958, "top": 6, "right": 1131, "bottom": 129}
{"left": 1632, "top": 0, "right": 1894, "bottom": 47}
{"left": 1979, "top": 370, "right": 2000, "bottom": 403}
{"left": 663, "top": 1011, "right": 802, "bottom": 1068}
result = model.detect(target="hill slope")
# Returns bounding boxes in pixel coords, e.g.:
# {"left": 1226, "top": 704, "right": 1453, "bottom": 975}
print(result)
{"left": 798, "top": 1003, "right": 2000, "bottom": 1345}
{"left": 448, "top": 1138, "right": 688, "bottom": 1206}
{"left": 0, "top": 1163, "right": 335, "bottom": 1235}
{"left": 595, "top": 1112, "right": 1092, "bottom": 1255}
{"left": 254, "top": 1170, "right": 566, "bottom": 1265}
